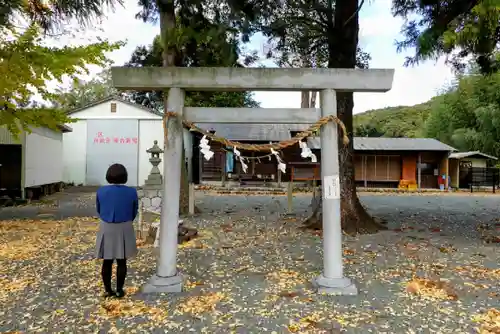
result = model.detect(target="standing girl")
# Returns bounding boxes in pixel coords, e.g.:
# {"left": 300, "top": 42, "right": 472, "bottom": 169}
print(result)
{"left": 95, "top": 163, "right": 138, "bottom": 298}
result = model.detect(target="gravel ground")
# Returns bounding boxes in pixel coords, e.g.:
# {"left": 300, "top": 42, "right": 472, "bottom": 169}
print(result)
{"left": 0, "top": 191, "right": 499, "bottom": 333}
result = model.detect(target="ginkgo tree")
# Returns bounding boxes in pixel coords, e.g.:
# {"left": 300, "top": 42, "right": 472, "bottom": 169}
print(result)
{"left": 0, "top": 26, "right": 122, "bottom": 136}
{"left": 0, "top": 0, "right": 123, "bottom": 136}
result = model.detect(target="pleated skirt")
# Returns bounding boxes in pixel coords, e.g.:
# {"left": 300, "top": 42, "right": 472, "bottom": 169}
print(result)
{"left": 95, "top": 221, "right": 138, "bottom": 260}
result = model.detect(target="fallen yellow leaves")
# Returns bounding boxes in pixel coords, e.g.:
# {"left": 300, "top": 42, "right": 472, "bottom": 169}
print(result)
{"left": 0, "top": 240, "right": 41, "bottom": 260}
{"left": 477, "top": 223, "right": 500, "bottom": 244}
{"left": 264, "top": 270, "right": 308, "bottom": 302}
{"left": 278, "top": 290, "right": 300, "bottom": 298}
{"left": 267, "top": 270, "right": 303, "bottom": 287}
{"left": 1, "top": 199, "right": 498, "bottom": 332}
{"left": 287, "top": 313, "right": 323, "bottom": 333}
{"left": 176, "top": 292, "right": 225, "bottom": 316}
{"left": 343, "top": 248, "right": 355, "bottom": 255}
{"left": 0, "top": 219, "right": 56, "bottom": 233}
{"left": 438, "top": 245, "right": 457, "bottom": 253}
{"left": 179, "top": 230, "right": 213, "bottom": 249}
{"left": 179, "top": 239, "right": 207, "bottom": 249}
{"left": 0, "top": 277, "right": 36, "bottom": 301}
{"left": 381, "top": 269, "right": 402, "bottom": 278}
{"left": 464, "top": 282, "right": 490, "bottom": 290}
{"left": 0, "top": 217, "right": 102, "bottom": 307}
{"left": 406, "top": 277, "right": 458, "bottom": 301}
{"left": 95, "top": 299, "right": 168, "bottom": 321}
{"left": 0, "top": 217, "right": 98, "bottom": 233}
{"left": 268, "top": 270, "right": 302, "bottom": 286}
{"left": 184, "top": 280, "right": 205, "bottom": 290}
{"left": 0, "top": 218, "right": 99, "bottom": 261}
{"left": 472, "top": 309, "right": 499, "bottom": 334}
{"left": 126, "top": 286, "right": 140, "bottom": 295}
{"left": 455, "top": 266, "right": 500, "bottom": 280}
{"left": 136, "top": 238, "right": 151, "bottom": 248}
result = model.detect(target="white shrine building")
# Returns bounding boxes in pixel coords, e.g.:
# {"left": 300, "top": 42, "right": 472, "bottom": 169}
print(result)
{"left": 62, "top": 96, "right": 169, "bottom": 187}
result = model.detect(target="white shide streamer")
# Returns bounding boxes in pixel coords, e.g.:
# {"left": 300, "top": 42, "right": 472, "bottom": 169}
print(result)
{"left": 199, "top": 135, "right": 214, "bottom": 161}
{"left": 233, "top": 146, "right": 248, "bottom": 173}
{"left": 299, "top": 140, "right": 317, "bottom": 162}
{"left": 198, "top": 137, "right": 317, "bottom": 173}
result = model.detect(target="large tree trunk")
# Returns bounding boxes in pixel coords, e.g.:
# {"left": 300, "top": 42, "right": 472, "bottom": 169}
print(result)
{"left": 149, "top": 0, "right": 197, "bottom": 246}
{"left": 157, "top": 0, "right": 194, "bottom": 217}
{"left": 337, "top": 92, "right": 385, "bottom": 234}
{"left": 303, "top": 0, "right": 386, "bottom": 234}
{"left": 300, "top": 55, "right": 315, "bottom": 109}
{"left": 301, "top": 91, "right": 310, "bottom": 108}
{"left": 304, "top": 93, "right": 385, "bottom": 234}
{"left": 179, "top": 146, "right": 190, "bottom": 215}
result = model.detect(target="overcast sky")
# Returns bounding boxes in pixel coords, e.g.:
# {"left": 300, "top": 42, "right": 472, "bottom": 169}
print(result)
{"left": 51, "top": 0, "right": 456, "bottom": 114}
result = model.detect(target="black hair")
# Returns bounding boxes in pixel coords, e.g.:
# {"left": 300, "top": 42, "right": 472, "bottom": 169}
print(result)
{"left": 105, "top": 163, "right": 128, "bottom": 185}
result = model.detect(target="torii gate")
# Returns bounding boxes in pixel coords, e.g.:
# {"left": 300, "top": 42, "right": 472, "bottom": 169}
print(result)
{"left": 111, "top": 67, "right": 394, "bottom": 295}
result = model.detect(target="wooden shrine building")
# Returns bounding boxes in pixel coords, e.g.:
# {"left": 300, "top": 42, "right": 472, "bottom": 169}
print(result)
{"left": 194, "top": 124, "right": 457, "bottom": 190}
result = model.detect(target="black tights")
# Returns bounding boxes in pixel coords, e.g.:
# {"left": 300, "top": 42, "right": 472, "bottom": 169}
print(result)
{"left": 101, "top": 259, "right": 127, "bottom": 293}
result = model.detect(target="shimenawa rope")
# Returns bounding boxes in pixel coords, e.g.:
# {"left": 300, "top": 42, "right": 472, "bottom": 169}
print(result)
{"left": 163, "top": 111, "right": 349, "bottom": 153}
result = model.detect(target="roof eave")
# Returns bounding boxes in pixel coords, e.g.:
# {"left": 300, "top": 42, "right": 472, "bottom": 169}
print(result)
{"left": 450, "top": 152, "right": 498, "bottom": 160}
{"left": 57, "top": 124, "right": 73, "bottom": 133}
{"left": 66, "top": 95, "right": 163, "bottom": 117}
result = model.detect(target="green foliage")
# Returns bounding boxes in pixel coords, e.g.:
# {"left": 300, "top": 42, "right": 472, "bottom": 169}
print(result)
{"left": 135, "top": 0, "right": 260, "bottom": 42}
{"left": 354, "top": 103, "right": 432, "bottom": 138}
{"left": 354, "top": 70, "right": 500, "bottom": 158}
{"left": 126, "top": 34, "right": 259, "bottom": 110}
{"left": 136, "top": 0, "right": 262, "bottom": 66}
{"left": 0, "top": 26, "right": 122, "bottom": 136}
{"left": 131, "top": 0, "right": 263, "bottom": 111}
{"left": 392, "top": 0, "right": 500, "bottom": 74}
{"left": 261, "top": 0, "right": 370, "bottom": 69}
{"left": 53, "top": 69, "right": 118, "bottom": 110}
{"left": 1, "top": 0, "right": 122, "bottom": 32}
{"left": 0, "top": 0, "right": 123, "bottom": 136}
{"left": 423, "top": 71, "right": 500, "bottom": 156}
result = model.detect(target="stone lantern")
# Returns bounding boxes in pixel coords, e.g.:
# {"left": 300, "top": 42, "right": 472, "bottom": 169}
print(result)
{"left": 144, "top": 140, "right": 163, "bottom": 189}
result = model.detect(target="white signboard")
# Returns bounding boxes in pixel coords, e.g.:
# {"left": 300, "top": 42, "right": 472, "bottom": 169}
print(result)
{"left": 324, "top": 175, "right": 340, "bottom": 199}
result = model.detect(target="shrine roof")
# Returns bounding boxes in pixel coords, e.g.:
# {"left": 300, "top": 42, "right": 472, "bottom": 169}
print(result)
{"left": 197, "top": 123, "right": 456, "bottom": 152}
{"left": 307, "top": 137, "right": 457, "bottom": 152}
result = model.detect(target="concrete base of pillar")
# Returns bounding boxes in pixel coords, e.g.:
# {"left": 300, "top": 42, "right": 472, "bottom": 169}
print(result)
{"left": 142, "top": 273, "right": 183, "bottom": 293}
{"left": 312, "top": 274, "right": 358, "bottom": 295}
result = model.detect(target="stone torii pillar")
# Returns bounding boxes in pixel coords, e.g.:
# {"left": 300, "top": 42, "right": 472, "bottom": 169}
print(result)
{"left": 111, "top": 67, "right": 394, "bottom": 295}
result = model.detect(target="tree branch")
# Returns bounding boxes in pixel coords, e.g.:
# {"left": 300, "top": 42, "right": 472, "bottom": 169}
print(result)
{"left": 343, "top": 0, "right": 365, "bottom": 27}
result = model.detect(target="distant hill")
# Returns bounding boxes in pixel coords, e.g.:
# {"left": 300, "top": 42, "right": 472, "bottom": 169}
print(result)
{"left": 352, "top": 70, "right": 500, "bottom": 159}
{"left": 353, "top": 101, "right": 433, "bottom": 138}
